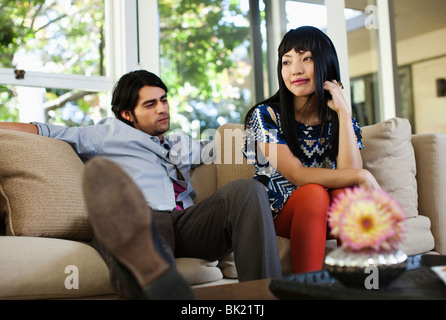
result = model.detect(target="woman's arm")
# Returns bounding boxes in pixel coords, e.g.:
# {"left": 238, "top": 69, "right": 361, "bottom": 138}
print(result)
{"left": 324, "top": 80, "right": 363, "bottom": 169}
{"left": 259, "top": 141, "right": 380, "bottom": 190}
{"left": 0, "top": 122, "right": 38, "bottom": 134}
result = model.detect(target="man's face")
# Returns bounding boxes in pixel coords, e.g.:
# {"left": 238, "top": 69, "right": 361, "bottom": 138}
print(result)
{"left": 121, "top": 85, "right": 170, "bottom": 139}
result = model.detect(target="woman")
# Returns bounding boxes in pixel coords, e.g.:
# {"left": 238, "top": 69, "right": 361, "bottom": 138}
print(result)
{"left": 243, "top": 26, "right": 380, "bottom": 274}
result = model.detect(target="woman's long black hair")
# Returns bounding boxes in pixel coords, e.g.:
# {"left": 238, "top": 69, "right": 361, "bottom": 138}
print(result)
{"left": 244, "top": 26, "right": 342, "bottom": 161}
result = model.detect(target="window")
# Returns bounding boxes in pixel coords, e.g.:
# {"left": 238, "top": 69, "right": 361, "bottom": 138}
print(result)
{"left": 393, "top": 0, "right": 446, "bottom": 134}
{"left": 286, "top": 1, "right": 328, "bottom": 30}
{"left": 2, "top": 0, "right": 107, "bottom": 76}
{"left": 0, "top": 0, "right": 112, "bottom": 124}
{"left": 158, "top": 0, "right": 256, "bottom": 137}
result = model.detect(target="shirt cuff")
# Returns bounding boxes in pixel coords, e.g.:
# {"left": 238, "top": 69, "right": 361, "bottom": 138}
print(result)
{"left": 30, "top": 122, "right": 48, "bottom": 136}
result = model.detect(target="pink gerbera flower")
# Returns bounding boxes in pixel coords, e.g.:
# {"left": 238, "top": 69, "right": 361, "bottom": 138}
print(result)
{"left": 328, "top": 187, "right": 406, "bottom": 251}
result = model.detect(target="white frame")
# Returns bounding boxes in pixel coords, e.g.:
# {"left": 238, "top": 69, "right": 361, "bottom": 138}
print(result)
{"left": 137, "top": 0, "right": 161, "bottom": 76}
{"left": 376, "top": 0, "right": 398, "bottom": 120}
{"left": 326, "top": 0, "right": 352, "bottom": 108}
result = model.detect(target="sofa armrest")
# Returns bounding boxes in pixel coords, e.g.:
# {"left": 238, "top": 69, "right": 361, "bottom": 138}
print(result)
{"left": 411, "top": 133, "right": 446, "bottom": 254}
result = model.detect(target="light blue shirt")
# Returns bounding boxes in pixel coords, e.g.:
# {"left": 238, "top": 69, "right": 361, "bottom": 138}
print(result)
{"left": 33, "top": 118, "right": 215, "bottom": 211}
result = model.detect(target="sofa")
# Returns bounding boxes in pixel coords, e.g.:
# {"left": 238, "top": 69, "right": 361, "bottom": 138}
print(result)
{"left": 0, "top": 117, "right": 445, "bottom": 299}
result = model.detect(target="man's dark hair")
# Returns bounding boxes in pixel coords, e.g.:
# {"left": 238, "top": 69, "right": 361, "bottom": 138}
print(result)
{"left": 111, "top": 70, "right": 168, "bottom": 127}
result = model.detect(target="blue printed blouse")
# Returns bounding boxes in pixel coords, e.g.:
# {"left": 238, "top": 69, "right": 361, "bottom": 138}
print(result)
{"left": 243, "top": 104, "right": 363, "bottom": 213}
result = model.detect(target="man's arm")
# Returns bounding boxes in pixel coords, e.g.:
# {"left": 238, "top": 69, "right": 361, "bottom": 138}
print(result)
{"left": 0, "top": 122, "right": 38, "bottom": 134}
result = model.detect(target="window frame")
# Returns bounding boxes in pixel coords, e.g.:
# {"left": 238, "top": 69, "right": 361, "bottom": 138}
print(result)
{"left": 0, "top": 0, "right": 139, "bottom": 94}
{"left": 0, "top": 0, "right": 399, "bottom": 124}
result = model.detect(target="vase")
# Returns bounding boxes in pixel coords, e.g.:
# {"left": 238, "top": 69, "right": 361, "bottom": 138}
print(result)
{"left": 323, "top": 247, "right": 408, "bottom": 289}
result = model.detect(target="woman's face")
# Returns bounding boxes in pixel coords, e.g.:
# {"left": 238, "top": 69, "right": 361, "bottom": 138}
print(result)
{"left": 281, "top": 49, "right": 316, "bottom": 100}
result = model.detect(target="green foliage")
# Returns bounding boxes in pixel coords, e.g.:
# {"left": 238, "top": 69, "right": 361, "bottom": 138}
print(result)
{"left": 0, "top": 0, "right": 45, "bottom": 67}
{"left": 0, "top": 85, "right": 19, "bottom": 121}
{"left": 1, "top": 0, "right": 255, "bottom": 131}
{"left": 159, "top": 0, "right": 253, "bottom": 134}
{"left": 0, "top": 0, "right": 106, "bottom": 123}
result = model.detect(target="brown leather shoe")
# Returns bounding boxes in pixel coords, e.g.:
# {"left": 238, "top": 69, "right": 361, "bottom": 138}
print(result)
{"left": 83, "top": 157, "right": 194, "bottom": 299}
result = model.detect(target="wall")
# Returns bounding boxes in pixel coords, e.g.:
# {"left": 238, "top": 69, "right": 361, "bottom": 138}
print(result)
{"left": 349, "top": 27, "right": 446, "bottom": 133}
{"left": 412, "top": 56, "right": 446, "bottom": 134}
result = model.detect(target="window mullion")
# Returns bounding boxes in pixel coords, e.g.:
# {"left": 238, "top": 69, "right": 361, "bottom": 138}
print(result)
{"left": 250, "top": 0, "right": 265, "bottom": 102}
{"left": 109, "top": 0, "right": 139, "bottom": 81}
{"left": 265, "top": 0, "right": 287, "bottom": 96}
{"left": 376, "top": 0, "right": 399, "bottom": 121}
{"left": 137, "top": 0, "right": 161, "bottom": 76}
{"left": 326, "top": 0, "right": 352, "bottom": 109}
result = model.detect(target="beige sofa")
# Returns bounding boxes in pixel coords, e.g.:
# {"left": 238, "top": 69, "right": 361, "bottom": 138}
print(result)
{"left": 0, "top": 117, "right": 445, "bottom": 299}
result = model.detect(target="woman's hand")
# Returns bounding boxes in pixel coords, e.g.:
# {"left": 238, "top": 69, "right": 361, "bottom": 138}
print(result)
{"left": 324, "top": 80, "right": 350, "bottom": 115}
{"left": 356, "top": 169, "right": 381, "bottom": 190}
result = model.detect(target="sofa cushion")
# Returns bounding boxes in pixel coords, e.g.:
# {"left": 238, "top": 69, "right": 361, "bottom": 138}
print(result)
{"left": 0, "top": 236, "right": 113, "bottom": 299}
{"left": 361, "top": 118, "right": 418, "bottom": 218}
{"left": 176, "top": 258, "right": 223, "bottom": 285}
{"left": 215, "top": 123, "right": 254, "bottom": 188}
{"left": 0, "top": 129, "right": 92, "bottom": 240}
{"left": 190, "top": 162, "right": 217, "bottom": 204}
{"left": 412, "top": 133, "right": 446, "bottom": 255}
{"left": 361, "top": 118, "right": 435, "bottom": 255}
{"left": 400, "top": 215, "right": 434, "bottom": 255}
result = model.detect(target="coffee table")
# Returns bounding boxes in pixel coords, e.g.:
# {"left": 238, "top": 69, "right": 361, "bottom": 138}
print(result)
{"left": 194, "top": 255, "right": 446, "bottom": 300}
{"left": 270, "top": 254, "right": 446, "bottom": 300}
{"left": 194, "top": 279, "right": 277, "bottom": 300}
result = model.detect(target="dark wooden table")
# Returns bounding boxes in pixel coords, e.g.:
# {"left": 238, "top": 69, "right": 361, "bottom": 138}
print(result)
{"left": 194, "top": 279, "right": 277, "bottom": 300}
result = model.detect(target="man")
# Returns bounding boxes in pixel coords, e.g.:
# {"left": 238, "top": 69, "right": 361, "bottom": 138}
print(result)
{"left": 0, "top": 70, "right": 282, "bottom": 299}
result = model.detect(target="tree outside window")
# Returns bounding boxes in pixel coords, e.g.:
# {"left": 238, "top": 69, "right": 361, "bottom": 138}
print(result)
{"left": 0, "top": 0, "right": 107, "bottom": 125}
{"left": 159, "top": 0, "right": 256, "bottom": 137}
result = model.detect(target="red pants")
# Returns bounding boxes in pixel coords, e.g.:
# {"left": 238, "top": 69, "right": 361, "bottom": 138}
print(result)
{"left": 274, "top": 184, "right": 346, "bottom": 274}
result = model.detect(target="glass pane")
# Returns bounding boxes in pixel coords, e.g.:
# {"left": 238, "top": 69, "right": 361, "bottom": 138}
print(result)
{"left": 0, "top": 84, "right": 110, "bottom": 125}
{"left": 393, "top": 0, "right": 446, "bottom": 134}
{"left": 0, "top": 0, "right": 106, "bottom": 76}
{"left": 286, "top": 1, "right": 328, "bottom": 30}
{"left": 45, "top": 89, "right": 111, "bottom": 125}
{"left": 0, "top": 85, "right": 19, "bottom": 122}
{"left": 347, "top": 0, "right": 381, "bottom": 126}
{"left": 285, "top": 1, "right": 374, "bottom": 125}
{"left": 158, "top": 0, "right": 254, "bottom": 137}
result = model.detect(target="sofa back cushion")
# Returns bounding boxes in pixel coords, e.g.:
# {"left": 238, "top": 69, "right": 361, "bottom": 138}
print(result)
{"left": 361, "top": 118, "right": 418, "bottom": 218}
{"left": 412, "top": 133, "right": 446, "bottom": 254}
{"left": 202, "top": 119, "right": 432, "bottom": 255}
{"left": 215, "top": 123, "right": 254, "bottom": 188}
{"left": 216, "top": 119, "right": 418, "bottom": 218}
{"left": 0, "top": 129, "right": 92, "bottom": 240}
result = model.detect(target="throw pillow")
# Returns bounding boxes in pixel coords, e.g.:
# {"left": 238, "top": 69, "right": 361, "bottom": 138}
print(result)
{"left": 0, "top": 129, "right": 92, "bottom": 240}
{"left": 361, "top": 118, "right": 418, "bottom": 218}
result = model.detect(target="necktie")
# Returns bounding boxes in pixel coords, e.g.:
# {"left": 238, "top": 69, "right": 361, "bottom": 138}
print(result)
{"left": 162, "top": 143, "right": 185, "bottom": 181}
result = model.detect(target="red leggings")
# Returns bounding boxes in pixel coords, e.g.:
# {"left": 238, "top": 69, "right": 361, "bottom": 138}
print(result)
{"left": 274, "top": 184, "right": 346, "bottom": 274}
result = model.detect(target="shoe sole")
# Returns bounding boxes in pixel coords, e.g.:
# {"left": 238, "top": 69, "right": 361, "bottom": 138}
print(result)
{"left": 83, "top": 157, "right": 194, "bottom": 299}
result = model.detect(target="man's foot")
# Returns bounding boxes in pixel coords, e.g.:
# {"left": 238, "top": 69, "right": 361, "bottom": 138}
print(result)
{"left": 83, "top": 157, "right": 194, "bottom": 299}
